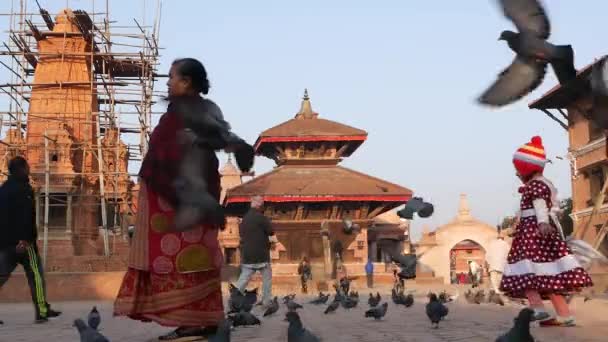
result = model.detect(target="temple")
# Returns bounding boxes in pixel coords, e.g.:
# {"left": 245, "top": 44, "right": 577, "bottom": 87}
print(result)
{"left": 223, "top": 90, "right": 413, "bottom": 281}
{"left": 0, "top": 5, "right": 160, "bottom": 265}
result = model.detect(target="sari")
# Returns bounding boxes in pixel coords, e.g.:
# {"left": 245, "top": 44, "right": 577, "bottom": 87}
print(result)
{"left": 113, "top": 106, "right": 225, "bottom": 328}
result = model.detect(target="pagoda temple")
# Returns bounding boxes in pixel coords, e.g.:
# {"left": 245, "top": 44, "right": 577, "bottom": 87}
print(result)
{"left": 224, "top": 90, "right": 412, "bottom": 279}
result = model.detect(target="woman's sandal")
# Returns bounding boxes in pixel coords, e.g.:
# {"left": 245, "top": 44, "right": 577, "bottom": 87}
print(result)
{"left": 158, "top": 327, "right": 205, "bottom": 341}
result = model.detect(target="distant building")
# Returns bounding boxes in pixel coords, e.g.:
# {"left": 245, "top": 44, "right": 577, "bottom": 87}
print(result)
{"left": 415, "top": 194, "right": 505, "bottom": 284}
{"left": 529, "top": 57, "right": 608, "bottom": 278}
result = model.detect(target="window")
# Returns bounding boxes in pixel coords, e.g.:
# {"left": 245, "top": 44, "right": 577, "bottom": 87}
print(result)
{"left": 589, "top": 120, "right": 603, "bottom": 142}
{"left": 589, "top": 166, "right": 607, "bottom": 202}
{"left": 224, "top": 248, "right": 237, "bottom": 265}
{"left": 51, "top": 154, "right": 58, "bottom": 162}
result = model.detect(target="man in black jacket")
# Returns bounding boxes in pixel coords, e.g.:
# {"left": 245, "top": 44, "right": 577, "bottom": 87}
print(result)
{"left": 235, "top": 195, "right": 277, "bottom": 307}
{"left": 0, "top": 157, "right": 61, "bottom": 323}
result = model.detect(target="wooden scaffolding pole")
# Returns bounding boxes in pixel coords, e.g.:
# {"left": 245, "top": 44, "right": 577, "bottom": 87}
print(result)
{"left": 42, "top": 130, "right": 50, "bottom": 267}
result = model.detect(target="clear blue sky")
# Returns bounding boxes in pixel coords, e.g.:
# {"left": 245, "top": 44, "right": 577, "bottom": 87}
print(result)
{"left": 2, "top": 1, "right": 606, "bottom": 240}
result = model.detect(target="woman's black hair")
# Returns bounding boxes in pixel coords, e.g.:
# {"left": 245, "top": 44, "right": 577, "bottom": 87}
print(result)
{"left": 172, "top": 58, "right": 210, "bottom": 95}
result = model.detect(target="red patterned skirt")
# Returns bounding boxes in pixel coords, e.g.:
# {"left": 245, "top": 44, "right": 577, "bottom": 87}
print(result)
{"left": 113, "top": 180, "right": 224, "bottom": 327}
{"left": 500, "top": 217, "right": 593, "bottom": 299}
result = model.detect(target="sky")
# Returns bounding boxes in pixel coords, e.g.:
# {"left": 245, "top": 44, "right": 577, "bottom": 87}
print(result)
{"left": 1, "top": 0, "right": 606, "bottom": 241}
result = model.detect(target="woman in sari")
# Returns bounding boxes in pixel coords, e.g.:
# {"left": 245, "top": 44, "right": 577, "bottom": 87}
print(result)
{"left": 114, "top": 58, "right": 253, "bottom": 340}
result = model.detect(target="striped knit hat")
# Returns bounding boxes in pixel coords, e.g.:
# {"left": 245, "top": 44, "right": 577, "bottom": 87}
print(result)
{"left": 513, "top": 136, "right": 547, "bottom": 177}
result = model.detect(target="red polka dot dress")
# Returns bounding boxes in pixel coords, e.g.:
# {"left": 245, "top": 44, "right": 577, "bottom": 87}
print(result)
{"left": 500, "top": 179, "right": 593, "bottom": 298}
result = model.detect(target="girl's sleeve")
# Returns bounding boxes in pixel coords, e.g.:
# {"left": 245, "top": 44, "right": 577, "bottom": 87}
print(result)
{"left": 526, "top": 180, "right": 552, "bottom": 224}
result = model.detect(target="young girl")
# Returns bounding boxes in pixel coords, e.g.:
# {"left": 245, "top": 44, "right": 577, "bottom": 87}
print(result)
{"left": 500, "top": 136, "right": 593, "bottom": 327}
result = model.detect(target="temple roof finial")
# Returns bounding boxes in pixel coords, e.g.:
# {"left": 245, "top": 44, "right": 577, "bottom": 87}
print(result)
{"left": 296, "top": 88, "right": 317, "bottom": 119}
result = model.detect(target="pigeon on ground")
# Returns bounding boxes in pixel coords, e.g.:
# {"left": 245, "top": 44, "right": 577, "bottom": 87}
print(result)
{"left": 341, "top": 295, "right": 359, "bottom": 309}
{"left": 403, "top": 293, "right": 414, "bottom": 308}
{"left": 368, "top": 293, "right": 380, "bottom": 307}
{"left": 339, "top": 277, "right": 351, "bottom": 295}
{"left": 87, "top": 306, "right": 101, "bottom": 331}
{"left": 489, "top": 290, "right": 505, "bottom": 306}
{"left": 474, "top": 290, "right": 486, "bottom": 304}
{"left": 0, "top": 319, "right": 3, "bottom": 324}
{"left": 74, "top": 319, "right": 109, "bottom": 342}
{"left": 426, "top": 293, "right": 448, "bottom": 329}
{"left": 478, "top": 0, "right": 576, "bottom": 107}
{"left": 324, "top": 300, "right": 340, "bottom": 314}
{"left": 209, "top": 318, "right": 232, "bottom": 342}
{"left": 365, "top": 302, "right": 389, "bottom": 320}
{"left": 227, "top": 285, "right": 257, "bottom": 313}
{"left": 228, "top": 311, "right": 261, "bottom": 327}
{"left": 496, "top": 308, "right": 537, "bottom": 342}
{"left": 263, "top": 297, "right": 279, "bottom": 317}
{"left": 309, "top": 293, "right": 330, "bottom": 305}
{"left": 285, "top": 311, "right": 321, "bottom": 342}
{"left": 286, "top": 299, "right": 303, "bottom": 312}
{"left": 465, "top": 289, "right": 477, "bottom": 304}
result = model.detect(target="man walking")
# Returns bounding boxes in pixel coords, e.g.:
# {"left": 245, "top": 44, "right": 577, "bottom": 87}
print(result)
{"left": 235, "top": 196, "right": 277, "bottom": 306}
{"left": 0, "top": 157, "right": 61, "bottom": 323}
{"left": 468, "top": 260, "right": 481, "bottom": 288}
{"left": 486, "top": 228, "right": 511, "bottom": 294}
{"left": 365, "top": 258, "right": 374, "bottom": 288}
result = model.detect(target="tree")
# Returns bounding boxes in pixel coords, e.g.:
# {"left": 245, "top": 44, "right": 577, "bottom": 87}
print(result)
{"left": 559, "top": 198, "right": 574, "bottom": 237}
{"left": 499, "top": 216, "right": 516, "bottom": 230}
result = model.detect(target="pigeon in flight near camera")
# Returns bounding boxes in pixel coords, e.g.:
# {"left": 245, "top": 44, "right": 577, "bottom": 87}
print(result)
{"left": 478, "top": 0, "right": 576, "bottom": 107}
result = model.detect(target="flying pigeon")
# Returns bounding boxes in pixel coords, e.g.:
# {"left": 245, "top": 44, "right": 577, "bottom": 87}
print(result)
{"left": 426, "top": 293, "right": 448, "bottom": 329}
{"left": 496, "top": 308, "right": 537, "bottom": 342}
{"left": 364, "top": 302, "right": 389, "bottom": 320}
{"left": 87, "top": 306, "right": 101, "bottom": 331}
{"left": 282, "top": 293, "right": 297, "bottom": 304}
{"left": 74, "top": 319, "right": 110, "bottom": 342}
{"left": 208, "top": 318, "right": 232, "bottom": 342}
{"left": 263, "top": 297, "right": 279, "bottom": 317}
{"left": 285, "top": 312, "right": 321, "bottom": 342}
{"left": 478, "top": 0, "right": 576, "bottom": 106}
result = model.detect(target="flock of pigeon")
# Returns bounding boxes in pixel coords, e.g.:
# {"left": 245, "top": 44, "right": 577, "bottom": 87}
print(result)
{"left": 69, "top": 1, "right": 601, "bottom": 341}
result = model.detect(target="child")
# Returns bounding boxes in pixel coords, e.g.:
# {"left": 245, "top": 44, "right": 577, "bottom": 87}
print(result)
{"left": 297, "top": 257, "right": 312, "bottom": 294}
{"left": 500, "top": 136, "right": 593, "bottom": 327}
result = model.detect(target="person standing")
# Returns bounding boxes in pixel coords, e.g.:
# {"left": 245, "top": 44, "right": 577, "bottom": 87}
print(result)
{"left": 297, "top": 256, "right": 312, "bottom": 293}
{"left": 0, "top": 156, "right": 62, "bottom": 323}
{"left": 114, "top": 58, "right": 253, "bottom": 340}
{"left": 500, "top": 136, "right": 593, "bottom": 327}
{"left": 468, "top": 260, "right": 481, "bottom": 288}
{"left": 365, "top": 258, "right": 374, "bottom": 288}
{"left": 235, "top": 196, "right": 277, "bottom": 306}
{"left": 486, "top": 228, "right": 510, "bottom": 294}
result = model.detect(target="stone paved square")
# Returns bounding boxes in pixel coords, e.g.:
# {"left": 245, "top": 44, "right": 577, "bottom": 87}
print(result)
{"left": 1, "top": 291, "right": 607, "bottom": 341}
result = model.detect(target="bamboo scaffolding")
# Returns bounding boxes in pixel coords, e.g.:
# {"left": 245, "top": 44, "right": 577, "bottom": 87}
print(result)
{"left": 0, "top": 0, "right": 163, "bottom": 256}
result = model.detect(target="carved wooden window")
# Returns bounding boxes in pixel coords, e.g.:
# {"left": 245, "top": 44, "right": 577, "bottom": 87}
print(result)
{"left": 305, "top": 202, "right": 328, "bottom": 220}
{"left": 272, "top": 203, "right": 296, "bottom": 220}
{"left": 588, "top": 165, "right": 608, "bottom": 206}
{"left": 589, "top": 119, "right": 603, "bottom": 142}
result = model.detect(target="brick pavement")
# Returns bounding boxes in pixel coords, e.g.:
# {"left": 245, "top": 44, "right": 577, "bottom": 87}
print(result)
{"left": 0, "top": 293, "right": 607, "bottom": 341}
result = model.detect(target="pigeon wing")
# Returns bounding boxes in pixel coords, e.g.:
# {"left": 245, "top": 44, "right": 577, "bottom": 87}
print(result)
{"left": 478, "top": 57, "right": 546, "bottom": 106}
{"left": 499, "top": 0, "right": 550, "bottom": 39}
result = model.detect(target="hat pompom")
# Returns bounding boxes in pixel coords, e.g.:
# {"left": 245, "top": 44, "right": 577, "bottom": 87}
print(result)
{"left": 530, "top": 136, "right": 542, "bottom": 145}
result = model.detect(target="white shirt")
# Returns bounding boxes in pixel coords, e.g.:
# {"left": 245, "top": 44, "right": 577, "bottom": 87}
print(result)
{"left": 468, "top": 261, "right": 480, "bottom": 274}
{"left": 486, "top": 238, "right": 510, "bottom": 272}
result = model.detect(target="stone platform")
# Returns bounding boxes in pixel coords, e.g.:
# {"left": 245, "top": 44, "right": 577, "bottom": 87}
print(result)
{"left": 1, "top": 291, "right": 607, "bottom": 341}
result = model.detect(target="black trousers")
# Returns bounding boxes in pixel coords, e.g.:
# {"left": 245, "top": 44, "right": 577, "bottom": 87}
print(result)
{"left": 0, "top": 245, "right": 49, "bottom": 318}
